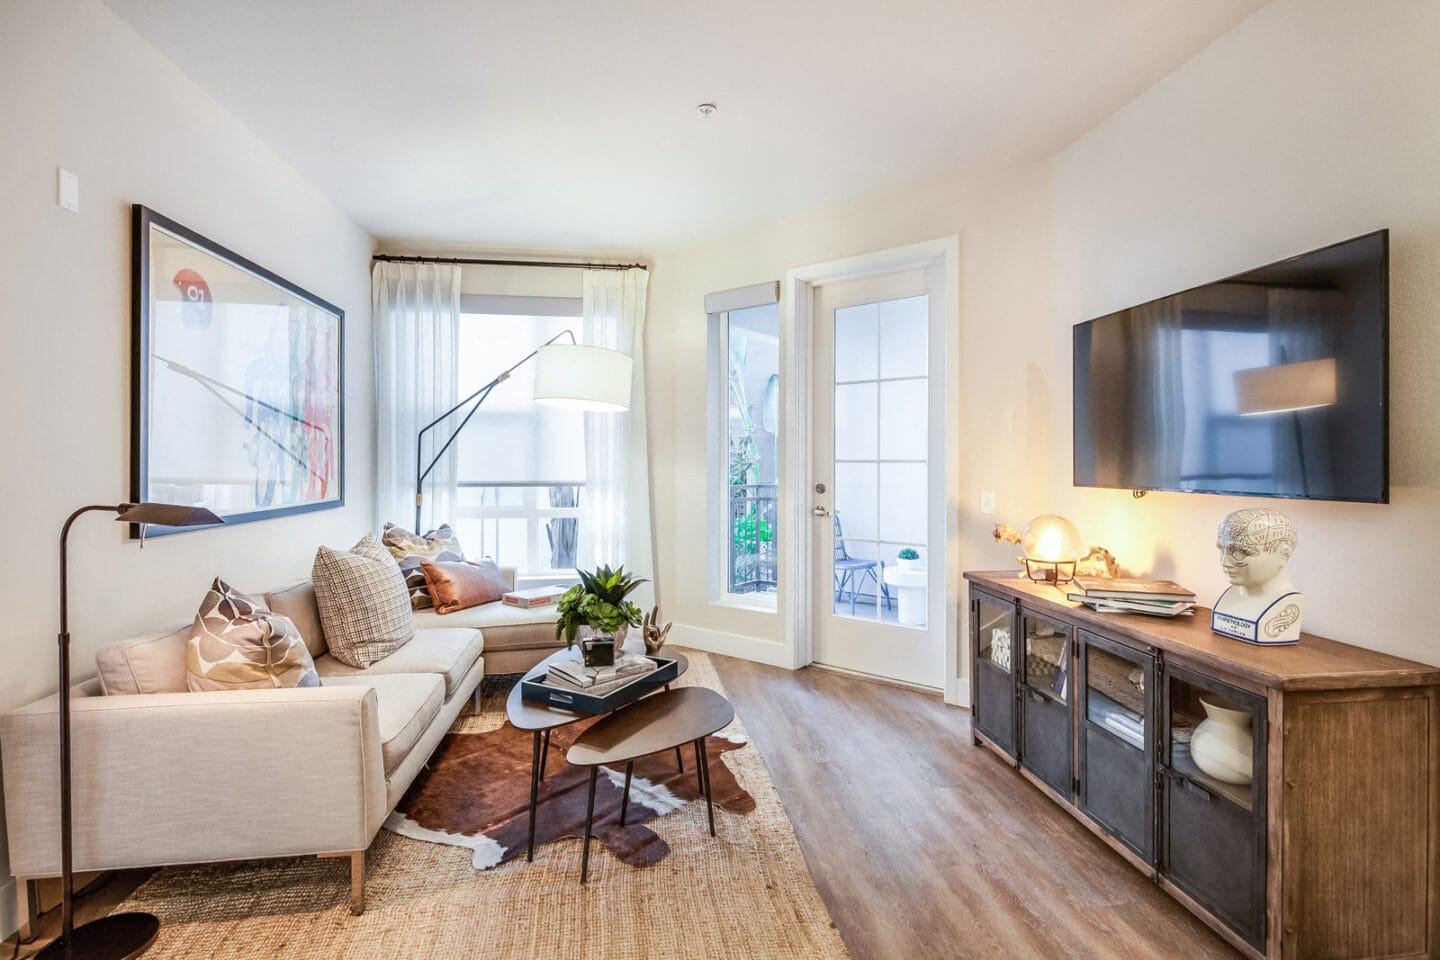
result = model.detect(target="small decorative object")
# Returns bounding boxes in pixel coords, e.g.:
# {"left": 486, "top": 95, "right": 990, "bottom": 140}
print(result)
{"left": 1019, "top": 514, "right": 1083, "bottom": 584}
{"left": 641, "top": 606, "right": 673, "bottom": 655}
{"left": 896, "top": 547, "right": 922, "bottom": 571}
{"left": 990, "top": 626, "right": 1013, "bottom": 671}
{"left": 1190, "top": 697, "right": 1254, "bottom": 785}
{"left": 555, "top": 565, "right": 649, "bottom": 662}
{"left": 1211, "top": 508, "right": 1303, "bottom": 645}
{"left": 992, "top": 523, "right": 1022, "bottom": 545}
{"left": 1074, "top": 546, "right": 1120, "bottom": 579}
{"left": 132, "top": 205, "right": 344, "bottom": 534}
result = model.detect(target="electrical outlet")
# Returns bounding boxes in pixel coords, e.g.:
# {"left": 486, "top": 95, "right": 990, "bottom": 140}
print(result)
{"left": 979, "top": 491, "right": 996, "bottom": 515}
{"left": 57, "top": 168, "right": 79, "bottom": 214}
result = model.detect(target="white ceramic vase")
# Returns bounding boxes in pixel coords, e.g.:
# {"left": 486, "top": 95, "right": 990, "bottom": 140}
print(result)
{"left": 1190, "top": 698, "right": 1254, "bottom": 785}
{"left": 896, "top": 557, "right": 922, "bottom": 571}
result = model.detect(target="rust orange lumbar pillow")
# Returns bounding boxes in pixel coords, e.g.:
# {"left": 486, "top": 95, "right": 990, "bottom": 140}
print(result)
{"left": 421, "top": 559, "right": 510, "bottom": 614}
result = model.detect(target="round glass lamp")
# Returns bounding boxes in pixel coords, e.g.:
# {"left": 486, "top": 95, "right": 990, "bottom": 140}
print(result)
{"left": 532, "top": 343, "right": 632, "bottom": 412}
{"left": 1020, "top": 514, "right": 1082, "bottom": 584}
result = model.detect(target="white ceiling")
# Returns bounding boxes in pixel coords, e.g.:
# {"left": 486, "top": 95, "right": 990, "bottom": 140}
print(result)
{"left": 106, "top": 0, "right": 1267, "bottom": 255}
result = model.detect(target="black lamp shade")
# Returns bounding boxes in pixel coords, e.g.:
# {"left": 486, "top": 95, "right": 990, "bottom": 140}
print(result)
{"left": 115, "top": 502, "right": 223, "bottom": 527}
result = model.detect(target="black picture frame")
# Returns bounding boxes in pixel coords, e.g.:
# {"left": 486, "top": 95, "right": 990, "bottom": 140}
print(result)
{"left": 131, "top": 205, "right": 345, "bottom": 536}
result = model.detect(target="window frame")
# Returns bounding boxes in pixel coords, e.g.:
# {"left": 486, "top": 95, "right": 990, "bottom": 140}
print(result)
{"left": 706, "top": 282, "right": 782, "bottom": 611}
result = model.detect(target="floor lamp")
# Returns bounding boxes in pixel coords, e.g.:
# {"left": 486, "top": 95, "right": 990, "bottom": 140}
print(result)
{"left": 41, "top": 502, "right": 222, "bottom": 960}
{"left": 413, "top": 329, "right": 632, "bottom": 532}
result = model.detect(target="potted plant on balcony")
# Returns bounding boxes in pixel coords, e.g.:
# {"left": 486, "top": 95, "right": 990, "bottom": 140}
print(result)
{"left": 555, "top": 564, "right": 648, "bottom": 666}
{"left": 896, "top": 548, "right": 922, "bottom": 571}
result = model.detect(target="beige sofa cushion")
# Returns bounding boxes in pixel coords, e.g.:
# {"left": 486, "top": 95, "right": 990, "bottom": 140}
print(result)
{"left": 96, "top": 626, "right": 189, "bottom": 696}
{"left": 414, "top": 602, "right": 561, "bottom": 653}
{"left": 323, "top": 674, "right": 443, "bottom": 775}
{"left": 312, "top": 533, "right": 415, "bottom": 668}
{"left": 314, "top": 628, "right": 482, "bottom": 698}
{"left": 187, "top": 579, "right": 321, "bottom": 692}
{"left": 264, "top": 581, "right": 327, "bottom": 658}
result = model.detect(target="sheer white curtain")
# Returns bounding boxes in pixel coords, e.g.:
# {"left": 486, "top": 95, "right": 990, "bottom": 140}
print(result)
{"left": 581, "top": 267, "right": 654, "bottom": 603}
{"left": 372, "top": 261, "right": 461, "bottom": 531}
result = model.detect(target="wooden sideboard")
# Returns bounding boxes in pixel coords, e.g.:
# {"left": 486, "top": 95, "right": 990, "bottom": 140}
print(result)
{"left": 964, "top": 571, "right": 1440, "bottom": 960}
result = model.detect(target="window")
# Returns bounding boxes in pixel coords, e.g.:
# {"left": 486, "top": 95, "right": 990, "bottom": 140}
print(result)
{"left": 454, "top": 307, "right": 585, "bottom": 578}
{"left": 709, "top": 300, "right": 780, "bottom": 602}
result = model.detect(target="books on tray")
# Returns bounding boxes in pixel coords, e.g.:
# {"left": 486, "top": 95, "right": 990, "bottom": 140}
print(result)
{"left": 503, "top": 587, "right": 567, "bottom": 608}
{"left": 545, "top": 653, "right": 657, "bottom": 696}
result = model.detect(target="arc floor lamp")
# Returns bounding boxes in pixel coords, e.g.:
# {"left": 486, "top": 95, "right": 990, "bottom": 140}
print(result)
{"left": 413, "top": 329, "right": 632, "bottom": 531}
{"left": 42, "top": 502, "right": 221, "bottom": 960}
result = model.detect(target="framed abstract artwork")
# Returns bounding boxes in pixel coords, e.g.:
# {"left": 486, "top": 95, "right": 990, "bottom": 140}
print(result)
{"left": 131, "top": 205, "right": 344, "bottom": 535}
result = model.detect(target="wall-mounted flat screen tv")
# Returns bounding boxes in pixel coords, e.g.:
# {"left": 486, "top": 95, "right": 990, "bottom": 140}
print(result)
{"left": 1073, "top": 230, "right": 1388, "bottom": 503}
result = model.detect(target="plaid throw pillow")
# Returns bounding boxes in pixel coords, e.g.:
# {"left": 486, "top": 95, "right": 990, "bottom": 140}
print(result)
{"left": 187, "top": 578, "right": 321, "bottom": 692}
{"left": 382, "top": 522, "right": 465, "bottom": 609}
{"left": 312, "top": 533, "right": 416, "bottom": 668}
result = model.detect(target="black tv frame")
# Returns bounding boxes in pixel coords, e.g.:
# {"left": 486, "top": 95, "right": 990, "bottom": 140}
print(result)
{"left": 1071, "top": 229, "right": 1389, "bottom": 504}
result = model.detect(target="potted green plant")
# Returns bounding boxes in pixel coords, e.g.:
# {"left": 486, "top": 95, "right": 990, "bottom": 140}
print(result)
{"left": 896, "top": 548, "right": 922, "bottom": 571}
{"left": 555, "top": 564, "right": 649, "bottom": 666}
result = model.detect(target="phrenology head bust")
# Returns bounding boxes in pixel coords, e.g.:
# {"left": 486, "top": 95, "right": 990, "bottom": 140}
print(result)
{"left": 1216, "top": 508, "right": 1297, "bottom": 590}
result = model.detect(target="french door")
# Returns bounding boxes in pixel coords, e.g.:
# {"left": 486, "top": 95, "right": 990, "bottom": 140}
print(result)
{"left": 811, "top": 266, "right": 945, "bottom": 688}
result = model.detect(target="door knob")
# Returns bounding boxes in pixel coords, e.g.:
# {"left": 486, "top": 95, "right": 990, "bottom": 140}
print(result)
{"left": 813, "top": 505, "right": 831, "bottom": 517}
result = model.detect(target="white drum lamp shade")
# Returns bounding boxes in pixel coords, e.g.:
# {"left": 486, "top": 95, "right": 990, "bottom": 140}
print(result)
{"left": 533, "top": 343, "right": 632, "bottom": 412}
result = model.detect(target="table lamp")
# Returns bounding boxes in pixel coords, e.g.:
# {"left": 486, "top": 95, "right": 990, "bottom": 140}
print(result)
{"left": 1020, "top": 514, "right": 1082, "bottom": 585}
{"left": 41, "top": 502, "right": 222, "bottom": 960}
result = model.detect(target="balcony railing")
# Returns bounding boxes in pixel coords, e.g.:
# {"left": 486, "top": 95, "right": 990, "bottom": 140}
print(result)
{"left": 729, "top": 483, "right": 778, "bottom": 594}
{"left": 454, "top": 481, "right": 584, "bottom": 575}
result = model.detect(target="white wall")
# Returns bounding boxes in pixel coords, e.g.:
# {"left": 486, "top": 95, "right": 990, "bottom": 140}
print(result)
{"left": 0, "top": 0, "right": 375, "bottom": 935}
{"left": 647, "top": 164, "right": 1054, "bottom": 674}
{"left": 1046, "top": 0, "right": 1440, "bottom": 666}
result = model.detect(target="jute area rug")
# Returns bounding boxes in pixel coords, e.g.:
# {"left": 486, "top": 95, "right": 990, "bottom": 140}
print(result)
{"left": 116, "top": 648, "right": 850, "bottom": 959}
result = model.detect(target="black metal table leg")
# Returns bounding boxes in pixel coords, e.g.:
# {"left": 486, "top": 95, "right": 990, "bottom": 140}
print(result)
{"left": 693, "top": 739, "right": 705, "bottom": 794}
{"left": 580, "top": 766, "right": 599, "bottom": 883}
{"left": 527, "top": 730, "right": 541, "bottom": 862}
{"left": 699, "top": 737, "right": 716, "bottom": 837}
{"left": 675, "top": 745, "right": 684, "bottom": 773}
{"left": 620, "top": 761, "right": 634, "bottom": 826}
{"left": 540, "top": 728, "right": 551, "bottom": 781}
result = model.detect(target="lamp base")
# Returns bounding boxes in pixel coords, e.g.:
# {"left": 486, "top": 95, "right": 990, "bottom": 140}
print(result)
{"left": 35, "top": 913, "right": 160, "bottom": 960}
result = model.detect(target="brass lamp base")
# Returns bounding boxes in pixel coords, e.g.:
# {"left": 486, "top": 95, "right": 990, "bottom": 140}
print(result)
{"left": 1022, "top": 557, "right": 1077, "bottom": 585}
{"left": 35, "top": 913, "right": 160, "bottom": 960}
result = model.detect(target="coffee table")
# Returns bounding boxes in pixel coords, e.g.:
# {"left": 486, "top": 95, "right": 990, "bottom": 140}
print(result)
{"left": 566, "top": 686, "right": 735, "bottom": 882}
{"left": 504, "top": 647, "right": 689, "bottom": 862}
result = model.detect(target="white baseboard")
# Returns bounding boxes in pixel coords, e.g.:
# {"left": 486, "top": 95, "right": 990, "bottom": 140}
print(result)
{"left": 0, "top": 876, "right": 17, "bottom": 941}
{"left": 670, "top": 624, "right": 796, "bottom": 669}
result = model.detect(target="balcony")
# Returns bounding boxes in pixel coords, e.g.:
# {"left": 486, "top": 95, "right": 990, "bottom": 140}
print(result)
{"left": 729, "top": 483, "right": 777, "bottom": 595}
{"left": 453, "top": 481, "right": 583, "bottom": 577}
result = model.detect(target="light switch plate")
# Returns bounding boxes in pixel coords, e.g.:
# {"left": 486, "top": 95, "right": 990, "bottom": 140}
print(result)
{"left": 58, "top": 168, "right": 79, "bottom": 214}
{"left": 979, "top": 491, "right": 996, "bottom": 515}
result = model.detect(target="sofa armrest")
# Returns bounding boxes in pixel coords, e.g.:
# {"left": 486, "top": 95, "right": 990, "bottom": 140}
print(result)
{"left": 1, "top": 685, "right": 386, "bottom": 877}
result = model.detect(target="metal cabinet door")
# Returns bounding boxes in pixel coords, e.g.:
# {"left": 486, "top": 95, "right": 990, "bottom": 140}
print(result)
{"left": 1077, "top": 630, "right": 1156, "bottom": 865}
{"left": 1018, "top": 611, "right": 1073, "bottom": 796}
{"left": 970, "top": 590, "right": 1017, "bottom": 757}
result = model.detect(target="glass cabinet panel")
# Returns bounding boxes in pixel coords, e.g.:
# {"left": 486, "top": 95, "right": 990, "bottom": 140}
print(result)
{"left": 975, "top": 598, "right": 1014, "bottom": 673}
{"left": 1022, "top": 614, "right": 1069, "bottom": 703}
{"left": 1167, "top": 674, "right": 1261, "bottom": 812}
{"left": 1085, "top": 645, "right": 1146, "bottom": 750}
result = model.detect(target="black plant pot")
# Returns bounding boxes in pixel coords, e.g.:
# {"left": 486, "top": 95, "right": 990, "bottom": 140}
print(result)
{"left": 581, "top": 636, "right": 616, "bottom": 667}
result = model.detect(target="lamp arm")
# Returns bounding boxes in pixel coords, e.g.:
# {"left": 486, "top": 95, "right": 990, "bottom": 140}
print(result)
{"left": 56, "top": 503, "right": 124, "bottom": 943}
{"left": 412, "top": 329, "right": 580, "bottom": 530}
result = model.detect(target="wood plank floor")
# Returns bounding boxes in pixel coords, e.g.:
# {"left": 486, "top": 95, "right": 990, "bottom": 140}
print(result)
{"left": 712, "top": 654, "right": 1241, "bottom": 960}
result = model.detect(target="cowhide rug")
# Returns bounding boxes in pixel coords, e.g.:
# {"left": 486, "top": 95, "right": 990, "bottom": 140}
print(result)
{"left": 384, "top": 707, "right": 754, "bottom": 870}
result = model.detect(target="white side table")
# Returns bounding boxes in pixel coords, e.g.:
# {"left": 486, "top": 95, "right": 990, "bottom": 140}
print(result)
{"left": 882, "top": 567, "right": 927, "bottom": 626}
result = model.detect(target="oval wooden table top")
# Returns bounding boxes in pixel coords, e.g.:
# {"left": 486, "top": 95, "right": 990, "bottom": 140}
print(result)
{"left": 565, "top": 687, "right": 735, "bottom": 768}
{"left": 504, "top": 647, "right": 689, "bottom": 732}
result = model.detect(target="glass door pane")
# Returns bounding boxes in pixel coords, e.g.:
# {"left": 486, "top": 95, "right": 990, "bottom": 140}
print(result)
{"left": 1085, "top": 645, "right": 1147, "bottom": 750}
{"left": 1022, "top": 614, "right": 1070, "bottom": 704}
{"left": 975, "top": 598, "right": 1013, "bottom": 673}
{"left": 1167, "top": 675, "right": 1260, "bottom": 812}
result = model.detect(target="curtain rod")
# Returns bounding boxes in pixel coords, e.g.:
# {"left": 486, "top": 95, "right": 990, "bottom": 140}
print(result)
{"left": 372, "top": 253, "right": 645, "bottom": 271}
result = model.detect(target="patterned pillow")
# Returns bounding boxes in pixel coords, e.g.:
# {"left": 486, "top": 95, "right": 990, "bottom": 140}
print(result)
{"left": 382, "top": 522, "right": 465, "bottom": 609}
{"left": 187, "top": 578, "right": 321, "bottom": 692}
{"left": 313, "top": 533, "right": 416, "bottom": 668}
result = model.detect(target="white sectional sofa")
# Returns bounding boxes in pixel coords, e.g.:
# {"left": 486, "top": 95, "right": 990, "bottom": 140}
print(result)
{"left": 0, "top": 567, "right": 563, "bottom": 938}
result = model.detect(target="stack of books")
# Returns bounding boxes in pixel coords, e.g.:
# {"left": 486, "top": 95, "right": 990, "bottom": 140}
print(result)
{"left": 1067, "top": 576, "right": 1197, "bottom": 618}
{"left": 545, "top": 653, "right": 657, "bottom": 697}
{"left": 503, "top": 587, "right": 567, "bottom": 608}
